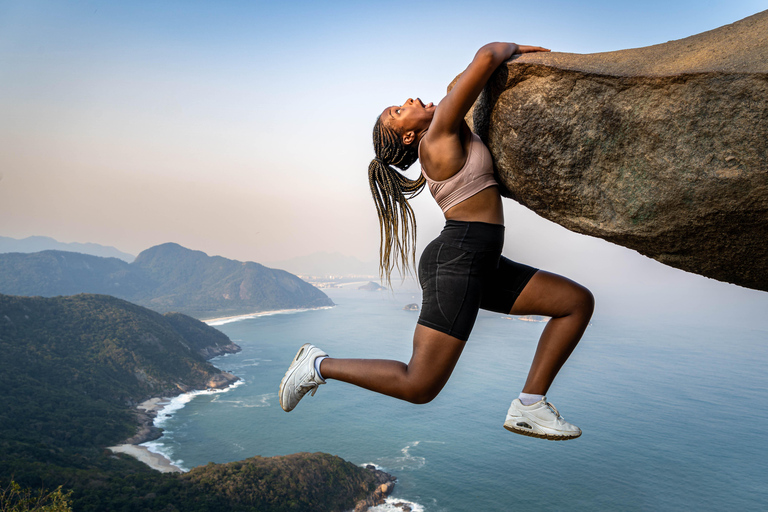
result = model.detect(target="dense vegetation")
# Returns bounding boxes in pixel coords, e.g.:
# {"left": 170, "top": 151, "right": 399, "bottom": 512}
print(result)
{"left": 0, "top": 481, "right": 73, "bottom": 512}
{"left": 180, "top": 453, "right": 389, "bottom": 512}
{"left": 0, "top": 243, "right": 333, "bottom": 318}
{"left": 0, "top": 294, "right": 386, "bottom": 511}
{"left": 0, "top": 294, "right": 236, "bottom": 475}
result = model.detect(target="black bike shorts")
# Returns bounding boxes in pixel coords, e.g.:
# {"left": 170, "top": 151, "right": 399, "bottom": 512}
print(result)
{"left": 417, "top": 220, "right": 538, "bottom": 341}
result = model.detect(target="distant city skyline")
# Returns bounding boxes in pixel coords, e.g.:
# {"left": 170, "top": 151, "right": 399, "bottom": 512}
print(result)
{"left": 2, "top": 1, "right": 767, "bottom": 323}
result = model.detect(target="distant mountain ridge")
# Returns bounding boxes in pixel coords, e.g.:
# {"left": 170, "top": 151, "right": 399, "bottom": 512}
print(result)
{"left": 0, "top": 235, "right": 135, "bottom": 262}
{"left": 0, "top": 243, "right": 333, "bottom": 318}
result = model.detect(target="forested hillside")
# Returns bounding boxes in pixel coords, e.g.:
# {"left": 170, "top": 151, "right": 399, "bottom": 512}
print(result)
{"left": 0, "top": 293, "right": 387, "bottom": 511}
{"left": 0, "top": 293, "right": 239, "bottom": 473}
{"left": 0, "top": 243, "right": 333, "bottom": 318}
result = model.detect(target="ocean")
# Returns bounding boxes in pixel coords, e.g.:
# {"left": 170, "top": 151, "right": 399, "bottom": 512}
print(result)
{"left": 143, "top": 285, "right": 768, "bottom": 511}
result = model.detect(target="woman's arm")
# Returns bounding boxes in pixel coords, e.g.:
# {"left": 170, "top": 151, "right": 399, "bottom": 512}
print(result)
{"left": 429, "top": 42, "right": 549, "bottom": 136}
{"left": 419, "top": 42, "right": 549, "bottom": 181}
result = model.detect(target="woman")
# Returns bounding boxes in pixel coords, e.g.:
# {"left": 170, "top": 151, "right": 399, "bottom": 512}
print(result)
{"left": 279, "top": 42, "right": 594, "bottom": 441}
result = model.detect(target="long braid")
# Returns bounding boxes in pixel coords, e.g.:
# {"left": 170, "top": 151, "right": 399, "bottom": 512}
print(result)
{"left": 368, "top": 117, "right": 426, "bottom": 287}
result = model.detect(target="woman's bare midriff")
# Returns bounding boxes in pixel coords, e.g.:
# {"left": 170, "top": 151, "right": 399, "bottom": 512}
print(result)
{"left": 443, "top": 186, "right": 504, "bottom": 225}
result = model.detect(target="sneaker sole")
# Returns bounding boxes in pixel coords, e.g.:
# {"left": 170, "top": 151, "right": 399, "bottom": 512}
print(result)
{"left": 279, "top": 343, "right": 313, "bottom": 412}
{"left": 503, "top": 423, "right": 582, "bottom": 441}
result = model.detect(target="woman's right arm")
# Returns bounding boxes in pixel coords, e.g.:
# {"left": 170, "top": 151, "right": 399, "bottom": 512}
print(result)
{"left": 429, "top": 42, "right": 549, "bottom": 136}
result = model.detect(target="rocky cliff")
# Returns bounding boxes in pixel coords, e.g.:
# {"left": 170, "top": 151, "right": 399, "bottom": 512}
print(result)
{"left": 456, "top": 10, "right": 768, "bottom": 291}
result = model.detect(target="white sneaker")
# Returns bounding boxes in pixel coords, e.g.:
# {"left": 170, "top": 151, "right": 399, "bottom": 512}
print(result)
{"left": 503, "top": 398, "right": 581, "bottom": 440}
{"left": 279, "top": 343, "right": 328, "bottom": 412}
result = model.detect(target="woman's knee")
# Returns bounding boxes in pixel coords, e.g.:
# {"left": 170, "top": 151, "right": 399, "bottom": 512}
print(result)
{"left": 401, "top": 381, "right": 442, "bottom": 404}
{"left": 571, "top": 283, "right": 595, "bottom": 319}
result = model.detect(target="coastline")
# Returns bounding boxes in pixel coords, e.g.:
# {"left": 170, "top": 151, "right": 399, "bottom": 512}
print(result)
{"left": 202, "top": 305, "right": 334, "bottom": 326}
{"left": 109, "top": 443, "right": 183, "bottom": 473}
{"left": 108, "top": 380, "right": 243, "bottom": 473}
{"left": 108, "top": 396, "right": 181, "bottom": 473}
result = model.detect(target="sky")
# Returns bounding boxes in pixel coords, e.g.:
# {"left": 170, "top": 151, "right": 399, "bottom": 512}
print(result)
{"left": 1, "top": 0, "right": 767, "bottom": 323}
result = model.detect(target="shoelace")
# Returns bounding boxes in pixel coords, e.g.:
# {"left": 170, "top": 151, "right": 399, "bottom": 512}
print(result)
{"left": 545, "top": 402, "right": 561, "bottom": 418}
{"left": 299, "top": 381, "right": 320, "bottom": 396}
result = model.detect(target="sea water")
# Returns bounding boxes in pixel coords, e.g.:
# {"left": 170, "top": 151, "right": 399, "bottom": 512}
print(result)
{"left": 145, "top": 286, "right": 768, "bottom": 511}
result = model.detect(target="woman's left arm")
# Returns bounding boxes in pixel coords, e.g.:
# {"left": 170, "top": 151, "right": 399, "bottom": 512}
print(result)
{"left": 428, "top": 42, "right": 549, "bottom": 137}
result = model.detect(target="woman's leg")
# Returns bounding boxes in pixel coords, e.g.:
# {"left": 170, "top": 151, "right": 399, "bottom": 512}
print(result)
{"left": 509, "top": 270, "right": 594, "bottom": 395}
{"left": 320, "top": 325, "right": 466, "bottom": 404}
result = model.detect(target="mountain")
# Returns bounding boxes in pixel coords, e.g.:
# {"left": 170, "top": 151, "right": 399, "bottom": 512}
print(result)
{"left": 0, "top": 293, "right": 391, "bottom": 512}
{"left": 0, "top": 243, "right": 333, "bottom": 318}
{"left": 267, "top": 251, "right": 377, "bottom": 277}
{"left": 0, "top": 293, "right": 237, "bottom": 471}
{"left": 0, "top": 235, "right": 135, "bottom": 262}
{"left": 0, "top": 250, "right": 152, "bottom": 297}
{"left": 131, "top": 243, "right": 333, "bottom": 317}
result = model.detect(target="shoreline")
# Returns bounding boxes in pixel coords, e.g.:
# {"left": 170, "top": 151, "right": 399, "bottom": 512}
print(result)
{"left": 108, "top": 443, "right": 183, "bottom": 473}
{"left": 108, "top": 381, "right": 243, "bottom": 473}
{"left": 107, "top": 396, "right": 180, "bottom": 473}
{"left": 202, "top": 305, "right": 334, "bottom": 326}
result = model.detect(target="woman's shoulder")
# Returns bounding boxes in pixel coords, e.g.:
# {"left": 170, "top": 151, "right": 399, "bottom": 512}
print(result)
{"left": 419, "top": 123, "right": 475, "bottom": 182}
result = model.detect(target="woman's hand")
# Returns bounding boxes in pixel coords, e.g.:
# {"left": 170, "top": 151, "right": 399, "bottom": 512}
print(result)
{"left": 515, "top": 45, "right": 551, "bottom": 54}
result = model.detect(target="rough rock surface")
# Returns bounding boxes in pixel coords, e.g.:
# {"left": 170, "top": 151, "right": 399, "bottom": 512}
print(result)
{"left": 207, "top": 371, "right": 239, "bottom": 389}
{"left": 457, "top": 10, "right": 768, "bottom": 291}
{"left": 354, "top": 465, "right": 397, "bottom": 511}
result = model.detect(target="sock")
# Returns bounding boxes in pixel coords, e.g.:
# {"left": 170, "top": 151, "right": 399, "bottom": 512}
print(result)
{"left": 314, "top": 356, "right": 328, "bottom": 381}
{"left": 518, "top": 392, "right": 544, "bottom": 406}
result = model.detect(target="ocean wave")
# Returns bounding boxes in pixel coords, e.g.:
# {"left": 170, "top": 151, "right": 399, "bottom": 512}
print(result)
{"left": 210, "top": 396, "right": 242, "bottom": 405}
{"left": 229, "top": 357, "right": 262, "bottom": 368}
{"left": 140, "top": 380, "right": 246, "bottom": 471}
{"left": 140, "top": 439, "right": 189, "bottom": 472}
{"left": 241, "top": 393, "right": 272, "bottom": 408}
{"left": 152, "top": 380, "right": 246, "bottom": 428}
{"left": 211, "top": 392, "right": 272, "bottom": 408}
{"left": 375, "top": 440, "right": 446, "bottom": 472}
{"left": 369, "top": 497, "right": 425, "bottom": 512}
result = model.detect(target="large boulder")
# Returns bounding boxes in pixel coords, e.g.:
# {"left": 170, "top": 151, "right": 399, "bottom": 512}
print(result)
{"left": 459, "top": 10, "right": 768, "bottom": 291}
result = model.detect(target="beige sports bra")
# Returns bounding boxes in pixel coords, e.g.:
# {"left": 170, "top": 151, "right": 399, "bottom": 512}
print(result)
{"left": 418, "top": 132, "right": 499, "bottom": 213}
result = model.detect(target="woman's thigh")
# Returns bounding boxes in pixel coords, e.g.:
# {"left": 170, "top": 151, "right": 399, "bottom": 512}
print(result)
{"left": 406, "top": 324, "right": 468, "bottom": 402}
{"left": 509, "top": 270, "right": 594, "bottom": 317}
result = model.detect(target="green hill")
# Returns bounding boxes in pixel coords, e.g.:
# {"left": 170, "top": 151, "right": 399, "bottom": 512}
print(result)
{"left": 0, "top": 243, "right": 333, "bottom": 318}
{"left": 0, "top": 293, "right": 390, "bottom": 511}
{"left": 0, "top": 293, "right": 239, "bottom": 468}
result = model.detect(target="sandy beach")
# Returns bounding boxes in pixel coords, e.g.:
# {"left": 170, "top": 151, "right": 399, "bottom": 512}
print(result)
{"left": 107, "top": 397, "right": 182, "bottom": 472}
{"left": 137, "top": 396, "right": 172, "bottom": 413}
{"left": 202, "top": 306, "right": 333, "bottom": 326}
{"left": 108, "top": 382, "right": 244, "bottom": 473}
{"left": 109, "top": 444, "right": 183, "bottom": 473}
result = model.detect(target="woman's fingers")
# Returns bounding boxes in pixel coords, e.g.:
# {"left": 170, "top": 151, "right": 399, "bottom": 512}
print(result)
{"left": 517, "top": 45, "right": 551, "bottom": 53}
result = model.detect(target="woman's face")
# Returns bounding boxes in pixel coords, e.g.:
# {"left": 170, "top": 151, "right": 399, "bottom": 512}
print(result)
{"left": 381, "top": 97, "right": 435, "bottom": 142}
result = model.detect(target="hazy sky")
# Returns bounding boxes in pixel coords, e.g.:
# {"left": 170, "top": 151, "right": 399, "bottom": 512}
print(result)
{"left": 2, "top": 0, "right": 767, "bottom": 322}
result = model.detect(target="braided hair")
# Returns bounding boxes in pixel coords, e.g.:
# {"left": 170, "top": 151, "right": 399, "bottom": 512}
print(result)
{"left": 368, "top": 116, "right": 427, "bottom": 287}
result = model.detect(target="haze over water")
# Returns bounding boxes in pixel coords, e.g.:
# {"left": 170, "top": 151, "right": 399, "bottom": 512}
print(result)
{"left": 145, "top": 286, "right": 768, "bottom": 512}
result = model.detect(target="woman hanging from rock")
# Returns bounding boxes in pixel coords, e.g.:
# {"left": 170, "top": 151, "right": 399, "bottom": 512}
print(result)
{"left": 279, "top": 42, "right": 594, "bottom": 440}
